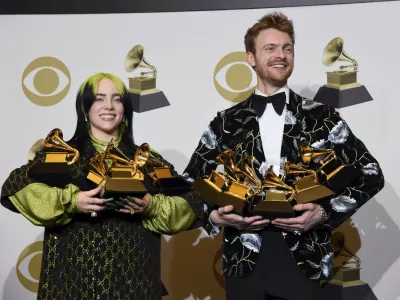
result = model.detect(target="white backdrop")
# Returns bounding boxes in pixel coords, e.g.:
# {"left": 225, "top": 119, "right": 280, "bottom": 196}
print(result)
{"left": 1, "top": 1, "right": 400, "bottom": 299}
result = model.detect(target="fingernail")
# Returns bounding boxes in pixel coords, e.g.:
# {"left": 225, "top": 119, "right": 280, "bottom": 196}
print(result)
{"left": 104, "top": 198, "right": 115, "bottom": 203}
{"left": 115, "top": 200, "right": 125, "bottom": 207}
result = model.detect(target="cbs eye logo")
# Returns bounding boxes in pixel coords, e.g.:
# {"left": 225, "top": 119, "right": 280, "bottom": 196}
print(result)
{"left": 22, "top": 57, "right": 71, "bottom": 106}
{"left": 213, "top": 51, "right": 256, "bottom": 103}
{"left": 16, "top": 241, "right": 43, "bottom": 293}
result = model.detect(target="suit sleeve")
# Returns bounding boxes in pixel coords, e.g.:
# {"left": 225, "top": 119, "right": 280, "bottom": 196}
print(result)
{"left": 183, "top": 114, "right": 225, "bottom": 235}
{"left": 317, "top": 106, "right": 384, "bottom": 230}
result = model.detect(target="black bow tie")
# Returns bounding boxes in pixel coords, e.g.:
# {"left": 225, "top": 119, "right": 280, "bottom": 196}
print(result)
{"left": 251, "top": 92, "right": 286, "bottom": 117}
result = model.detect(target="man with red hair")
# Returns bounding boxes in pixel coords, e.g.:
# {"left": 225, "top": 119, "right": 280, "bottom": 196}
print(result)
{"left": 184, "top": 12, "right": 384, "bottom": 300}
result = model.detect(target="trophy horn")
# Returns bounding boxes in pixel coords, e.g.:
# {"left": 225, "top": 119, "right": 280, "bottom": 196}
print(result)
{"left": 105, "top": 140, "right": 136, "bottom": 168}
{"left": 300, "top": 142, "right": 334, "bottom": 166}
{"left": 216, "top": 149, "right": 239, "bottom": 180}
{"left": 124, "top": 44, "right": 157, "bottom": 77}
{"left": 283, "top": 161, "right": 317, "bottom": 181}
{"left": 89, "top": 152, "right": 109, "bottom": 182}
{"left": 134, "top": 143, "right": 168, "bottom": 169}
{"left": 43, "top": 128, "right": 80, "bottom": 165}
{"left": 322, "top": 37, "right": 358, "bottom": 71}
{"left": 88, "top": 140, "right": 114, "bottom": 182}
{"left": 236, "top": 156, "right": 262, "bottom": 190}
{"left": 263, "top": 166, "right": 295, "bottom": 201}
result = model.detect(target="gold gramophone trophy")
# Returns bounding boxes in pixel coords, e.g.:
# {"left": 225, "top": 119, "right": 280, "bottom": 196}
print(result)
{"left": 124, "top": 45, "right": 170, "bottom": 112}
{"left": 87, "top": 140, "right": 191, "bottom": 197}
{"left": 29, "top": 128, "right": 79, "bottom": 188}
{"left": 300, "top": 141, "right": 361, "bottom": 194}
{"left": 314, "top": 37, "right": 372, "bottom": 108}
{"left": 282, "top": 161, "right": 335, "bottom": 204}
{"left": 195, "top": 149, "right": 261, "bottom": 215}
{"left": 87, "top": 140, "right": 149, "bottom": 197}
{"left": 136, "top": 143, "right": 192, "bottom": 196}
{"left": 105, "top": 142, "right": 153, "bottom": 197}
{"left": 323, "top": 232, "right": 377, "bottom": 300}
{"left": 86, "top": 152, "right": 108, "bottom": 186}
{"left": 251, "top": 166, "right": 296, "bottom": 219}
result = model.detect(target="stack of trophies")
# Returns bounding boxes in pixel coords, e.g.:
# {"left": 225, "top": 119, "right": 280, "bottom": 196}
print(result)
{"left": 29, "top": 128, "right": 191, "bottom": 208}
{"left": 195, "top": 140, "right": 361, "bottom": 220}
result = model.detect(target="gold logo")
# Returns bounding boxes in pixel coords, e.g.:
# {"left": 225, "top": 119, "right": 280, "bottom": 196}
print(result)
{"left": 22, "top": 57, "right": 71, "bottom": 106}
{"left": 213, "top": 52, "right": 256, "bottom": 102}
{"left": 16, "top": 241, "right": 43, "bottom": 293}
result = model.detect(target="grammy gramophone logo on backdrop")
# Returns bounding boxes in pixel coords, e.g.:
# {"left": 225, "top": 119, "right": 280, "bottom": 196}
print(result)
{"left": 314, "top": 37, "right": 373, "bottom": 108}
{"left": 124, "top": 45, "right": 170, "bottom": 113}
{"left": 22, "top": 57, "right": 71, "bottom": 107}
{"left": 213, "top": 51, "right": 257, "bottom": 102}
{"left": 16, "top": 241, "right": 43, "bottom": 293}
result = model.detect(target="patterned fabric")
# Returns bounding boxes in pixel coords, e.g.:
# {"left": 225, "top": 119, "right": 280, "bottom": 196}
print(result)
{"left": 183, "top": 90, "right": 384, "bottom": 280}
{"left": 1, "top": 141, "right": 204, "bottom": 299}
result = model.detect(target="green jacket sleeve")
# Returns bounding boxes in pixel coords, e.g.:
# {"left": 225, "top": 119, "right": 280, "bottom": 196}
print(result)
{"left": 142, "top": 194, "right": 197, "bottom": 235}
{"left": 9, "top": 183, "right": 80, "bottom": 227}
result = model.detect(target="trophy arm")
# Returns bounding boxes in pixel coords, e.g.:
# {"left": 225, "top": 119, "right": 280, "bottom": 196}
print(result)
{"left": 67, "top": 150, "right": 80, "bottom": 165}
{"left": 286, "top": 190, "right": 296, "bottom": 202}
{"left": 338, "top": 58, "right": 358, "bottom": 72}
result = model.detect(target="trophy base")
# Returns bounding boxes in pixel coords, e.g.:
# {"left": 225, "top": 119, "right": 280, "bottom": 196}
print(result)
{"left": 314, "top": 85, "right": 372, "bottom": 108}
{"left": 104, "top": 178, "right": 149, "bottom": 198}
{"left": 322, "top": 267, "right": 377, "bottom": 300}
{"left": 87, "top": 171, "right": 106, "bottom": 186}
{"left": 252, "top": 208, "right": 295, "bottom": 220}
{"left": 155, "top": 176, "right": 192, "bottom": 196}
{"left": 326, "top": 165, "right": 362, "bottom": 194}
{"left": 194, "top": 179, "right": 248, "bottom": 215}
{"left": 252, "top": 191, "right": 295, "bottom": 219}
{"left": 322, "top": 282, "right": 377, "bottom": 300}
{"left": 129, "top": 90, "right": 170, "bottom": 113}
{"left": 29, "top": 162, "right": 72, "bottom": 188}
{"left": 218, "top": 192, "right": 248, "bottom": 215}
{"left": 194, "top": 178, "right": 221, "bottom": 208}
{"left": 252, "top": 200, "right": 295, "bottom": 219}
{"left": 295, "top": 184, "right": 335, "bottom": 204}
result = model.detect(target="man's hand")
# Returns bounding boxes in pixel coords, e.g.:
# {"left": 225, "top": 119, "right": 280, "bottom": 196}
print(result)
{"left": 210, "top": 205, "right": 270, "bottom": 230}
{"left": 272, "top": 203, "right": 322, "bottom": 232}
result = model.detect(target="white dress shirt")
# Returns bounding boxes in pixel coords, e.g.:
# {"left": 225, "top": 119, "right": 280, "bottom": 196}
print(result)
{"left": 255, "top": 86, "right": 289, "bottom": 176}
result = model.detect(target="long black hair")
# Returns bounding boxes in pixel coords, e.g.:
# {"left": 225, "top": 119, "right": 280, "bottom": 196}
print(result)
{"left": 67, "top": 73, "right": 135, "bottom": 152}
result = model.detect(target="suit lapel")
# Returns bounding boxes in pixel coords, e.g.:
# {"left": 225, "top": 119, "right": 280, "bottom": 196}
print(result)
{"left": 280, "top": 90, "right": 303, "bottom": 165}
{"left": 236, "top": 95, "right": 266, "bottom": 179}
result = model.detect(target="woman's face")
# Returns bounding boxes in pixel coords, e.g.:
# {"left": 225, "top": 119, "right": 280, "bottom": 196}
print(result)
{"left": 88, "top": 78, "right": 125, "bottom": 138}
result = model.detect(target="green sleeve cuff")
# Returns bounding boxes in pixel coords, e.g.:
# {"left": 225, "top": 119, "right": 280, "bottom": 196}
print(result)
{"left": 143, "top": 194, "right": 156, "bottom": 218}
{"left": 66, "top": 184, "right": 81, "bottom": 214}
{"left": 142, "top": 193, "right": 196, "bottom": 235}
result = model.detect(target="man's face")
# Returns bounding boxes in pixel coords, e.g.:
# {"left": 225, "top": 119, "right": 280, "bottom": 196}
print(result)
{"left": 247, "top": 28, "right": 294, "bottom": 87}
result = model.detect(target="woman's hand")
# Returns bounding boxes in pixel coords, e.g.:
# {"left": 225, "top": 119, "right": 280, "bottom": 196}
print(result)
{"left": 77, "top": 185, "right": 106, "bottom": 214}
{"left": 116, "top": 193, "right": 152, "bottom": 215}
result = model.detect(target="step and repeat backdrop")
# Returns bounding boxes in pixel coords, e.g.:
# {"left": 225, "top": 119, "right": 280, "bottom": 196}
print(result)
{"left": 1, "top": 0, "right": 399, "bottom": 299}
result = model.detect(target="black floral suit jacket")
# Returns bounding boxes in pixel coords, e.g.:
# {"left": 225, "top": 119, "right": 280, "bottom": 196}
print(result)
{"left": 183, "top": 90, "right": 384, "bottom": 280}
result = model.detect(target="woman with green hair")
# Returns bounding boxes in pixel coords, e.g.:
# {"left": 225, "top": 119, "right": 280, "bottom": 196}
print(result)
{"left": 1, "top": 73, "right": 203, "bottom": 299}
